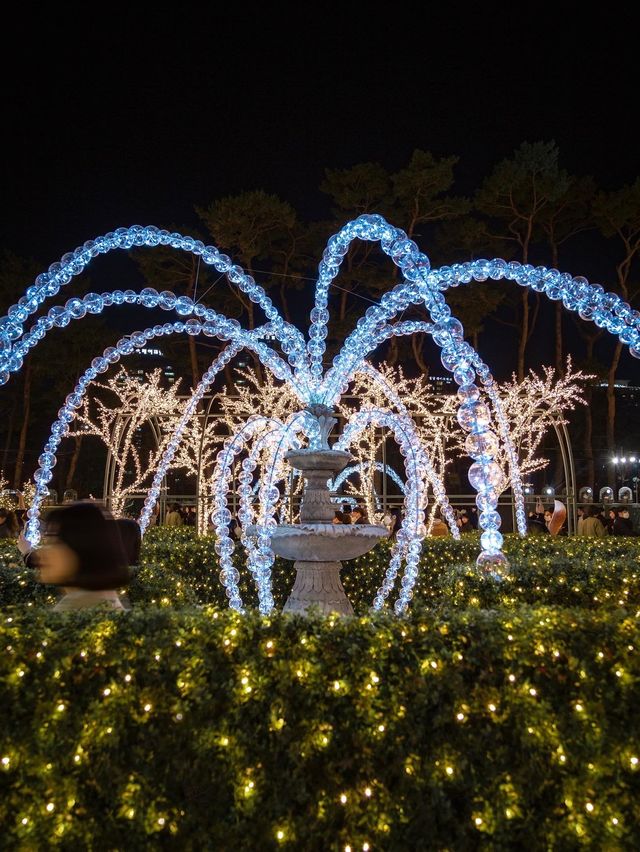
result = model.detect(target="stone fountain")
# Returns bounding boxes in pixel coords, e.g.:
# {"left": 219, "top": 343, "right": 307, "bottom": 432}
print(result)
{"left": 271, "top": 406, "right": 389, "bottom": 615}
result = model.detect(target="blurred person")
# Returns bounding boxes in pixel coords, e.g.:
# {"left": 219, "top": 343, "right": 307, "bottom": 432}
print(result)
{"left": 25, "top": 502, "right": 131, "bottom": 610}
{"left": 350, "top": 503, "right": 368, "bottom": 525}
{"left": 457, "top": 510, "right": 472, "bottom": 533}
{"left": 0, "top": 507, "right": 20, "bottom": 539}
{"left": 577, "top": 506, "right": 586, "bottom": 535}
{"left": 613, "top": 507, "right": 635, "bottom": 536}
{"left": 112, "top": 517, "right": 142, "bottom": 566}
{"left": 165, "top": 503, "right": 183, "bottom": 527}
{"left": 580, "top": 505, "right": 606, "bottom": 537}
{"left": 606, "top": 508, "right": 617, "bottom": 535}
{"left": 430, "top": 509, "right": 449, "bottom": 537}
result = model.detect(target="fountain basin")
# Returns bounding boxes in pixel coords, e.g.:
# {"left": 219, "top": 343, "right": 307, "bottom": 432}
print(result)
{"left": 271, "top": 523, "right": 389, "bottom": 562}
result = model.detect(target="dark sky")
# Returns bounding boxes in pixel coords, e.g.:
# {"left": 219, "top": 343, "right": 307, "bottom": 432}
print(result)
{"left": 2, "top": 8, "right": 639, "bottom": 379}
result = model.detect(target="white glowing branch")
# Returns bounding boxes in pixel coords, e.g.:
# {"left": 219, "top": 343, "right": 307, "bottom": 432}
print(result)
{"left": 67, "top": 368, "right": 187, "bottom": 515}
{"left": 452, "top": 357, "right": 591, "bottom": 492}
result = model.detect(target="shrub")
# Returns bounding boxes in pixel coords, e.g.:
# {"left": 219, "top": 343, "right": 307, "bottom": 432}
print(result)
{"left": 1, "top": 606, "right": 638, "bottom": 848}
{"left": 4, "top": 531, "right": 640, "bottom": 613}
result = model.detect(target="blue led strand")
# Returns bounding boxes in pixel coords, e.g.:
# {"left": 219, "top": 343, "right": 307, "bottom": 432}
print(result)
{"left": 336, "top": 407, "right": 441, "bottom": 613}
{"left": 7, "top": 214, "right": 638, "bottom": 600}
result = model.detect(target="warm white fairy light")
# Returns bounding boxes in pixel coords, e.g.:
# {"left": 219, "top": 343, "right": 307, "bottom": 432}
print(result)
{"left": 451, "top": 357, "right": 591, "bottom": 494}
{"left": 67, "top": 368, "right": 186, "bottom": 516}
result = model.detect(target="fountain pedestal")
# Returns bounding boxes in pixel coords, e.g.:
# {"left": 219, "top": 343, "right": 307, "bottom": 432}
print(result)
{"left": 271, "top": 448, "right": 388, "bottom": 615}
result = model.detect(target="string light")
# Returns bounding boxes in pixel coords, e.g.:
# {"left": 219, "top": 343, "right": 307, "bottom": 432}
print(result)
{"left": 3, "top": 213, "right": 639, "bottom": 596}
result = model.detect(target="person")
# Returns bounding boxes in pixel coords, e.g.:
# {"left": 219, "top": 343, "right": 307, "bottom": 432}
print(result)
{"left": 618, "top": 507, "right": 636, "bottom": 536}
{"left": 184, "top": 506, "right": 197, "bottom": 527}
{"left": 430, "top": 510, "right": 449, "bottom": 536}
{"left": 580, "top": 505, "right": 606, "bottom": 537}
{"left": 544, "top": 509, "right": 553, "bottom": 532}
{"left": 468, "top": 506, "right": 479, "bottom": 529}
{"left": 527, "top": 500, "right": 548, "bottom": 535}
{"left": 606, "top": 508, "right": 617, "bottom": 535}
{"left": 15, "top": 490, "right": 27, "bottom": 532}
{"left": 333, "top": 509, "right": 348, "bottom": 524}
{"left": 613, "top": 507, "right": 635, "bottom": 536}
{"left": 228, "top": 517, "right": 242, "bottom": 539}
{"left": 457, "top": 510, "right": 472, "bottom": 533}
{"left": 0, "top": 507, "right": 20, "bottom": 538}
{"left": 350, "top": 504, "right": 368, "bottom": 525}
{"left": 577, "top": 506, "right": 586, "bottom": 535}
{"left": 147, "top": 501, "right": 160, "bottom": 527}
{"left": 165, "top": 504, "right": 183, "bottom": 527}
{"left": 381, "top": 508, "right": 396, "bottom": 533}
{"left": 25, "top": 502, "right": 131, "bottom": 611}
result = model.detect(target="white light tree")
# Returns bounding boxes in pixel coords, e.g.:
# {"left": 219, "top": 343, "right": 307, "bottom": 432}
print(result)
{"left": 67, "top": 368, "right": 186, "bottom": 516}
{"left": 451, "top": 357, "right": 591, "bottom": 494}
{"left": 171, "top": 414, "right": 221, "bottom": 534}
{"left": 0, "top": 473, "right": 37, "bottom": 511}
{"left": 337, "top": 365, "right": 455, "bottom": 525}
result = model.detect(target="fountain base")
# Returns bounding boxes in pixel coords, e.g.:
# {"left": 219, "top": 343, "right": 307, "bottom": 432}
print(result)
{"left": 272, "top": 523, "right": 389, "bottom": 615}
{"left": 283, "top": 561, "right": 354, "bottom": 615}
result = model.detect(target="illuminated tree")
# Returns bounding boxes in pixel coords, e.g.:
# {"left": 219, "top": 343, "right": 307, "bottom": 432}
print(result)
{"left": 67, "top": 369, "right": 185, "bottom": 516}
{"left": 451, "top": 358, "right": 591, "bottom": 493}
{"left": 171, "top": 414, "right": 220, "bottom": 534}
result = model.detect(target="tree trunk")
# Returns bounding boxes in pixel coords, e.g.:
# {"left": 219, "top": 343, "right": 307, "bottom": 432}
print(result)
{"left": 606, "top": 339, "right": 624, "bottom": 452}
{"left": 517, "top": 291, "right": 529, "bottom": 381}
{"left": 65, "top": 435, "right": 83, "bottom": 489}
{"left": 386, "top": 336, "right": 399, "bottom": 366}
{"left": 13, "top": 358, "right": 32, "bottom": 488}
{"left": 185, "top": 264, "right": 201, "bottom": 389}
{"left": 223, "top": 363, "right": 235, "bottom": 392}
{"left": 2, "top": 394, "right": 17, "bottom": 475}
{"left": 583, "top": 386, "right": 595, "bottom": 487}
{"left": 411, "top": 334, "right": 429, "bottom": 375}
{"left": 555, "top": 301, "right": 564, "bottom": 375}
{"left": 550, "top": 243, "right": 564, "bottom": 376}
{"left": 339, "top": 285, "right": 349, "bottom": 322}
{"left": 279, "top": 283, "right": 291, "bottom": 324}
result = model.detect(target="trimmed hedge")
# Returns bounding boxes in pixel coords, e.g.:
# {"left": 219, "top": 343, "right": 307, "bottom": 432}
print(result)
{"left": 3, "top": 531, "right": 640, "bottom": 612}
{"left": 1, "top": 606, "right": 639, "bottom": 848}
{"left": 109, "top": 529, "right": 640, "bottom": 612}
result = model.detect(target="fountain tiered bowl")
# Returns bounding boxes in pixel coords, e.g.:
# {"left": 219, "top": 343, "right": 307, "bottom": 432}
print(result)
{"left": 271, "top": 448, "right": 389, "bottom": 615}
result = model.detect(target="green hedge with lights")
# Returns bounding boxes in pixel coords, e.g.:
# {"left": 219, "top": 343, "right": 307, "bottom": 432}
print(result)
{"left": 1, "top": 606, "right": 639, "bottom": 848}
{"left": 140, "top": 528, "right": 640, "bottom": 612}
{"left": 2, "top": 531, "right": 640, "bottom": 612}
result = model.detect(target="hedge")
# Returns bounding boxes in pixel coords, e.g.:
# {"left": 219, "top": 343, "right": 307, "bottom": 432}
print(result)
{"left": 5, "top": 530, "right": 638, "bottom": 613}
{"left": 1, "top": 606, "right": 639, "bottom": 849}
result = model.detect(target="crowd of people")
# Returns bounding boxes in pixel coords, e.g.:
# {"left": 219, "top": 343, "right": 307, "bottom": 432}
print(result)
{"left": 333, "top": 503, "right": 369, "bottom": 526}
{"left": 162, "top": 503, "right": 197, "bottom": 527}
{"left": 576, "top": 505, "right": 636, "bottom": 537}
{"left": 527, "top": 501, "right": 637, "bottom": 537}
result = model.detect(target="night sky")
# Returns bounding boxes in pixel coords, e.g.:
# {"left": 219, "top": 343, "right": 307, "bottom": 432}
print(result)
{"left": 2, "top": 9, "right": 639, "bottom": 380}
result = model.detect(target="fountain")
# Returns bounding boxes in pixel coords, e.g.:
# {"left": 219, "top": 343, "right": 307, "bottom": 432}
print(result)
{"left": 1, "top": 214, "right": 637, "bottom": 616}
{"left": 269, "top": 406, "right": 388, "bottom": 615}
